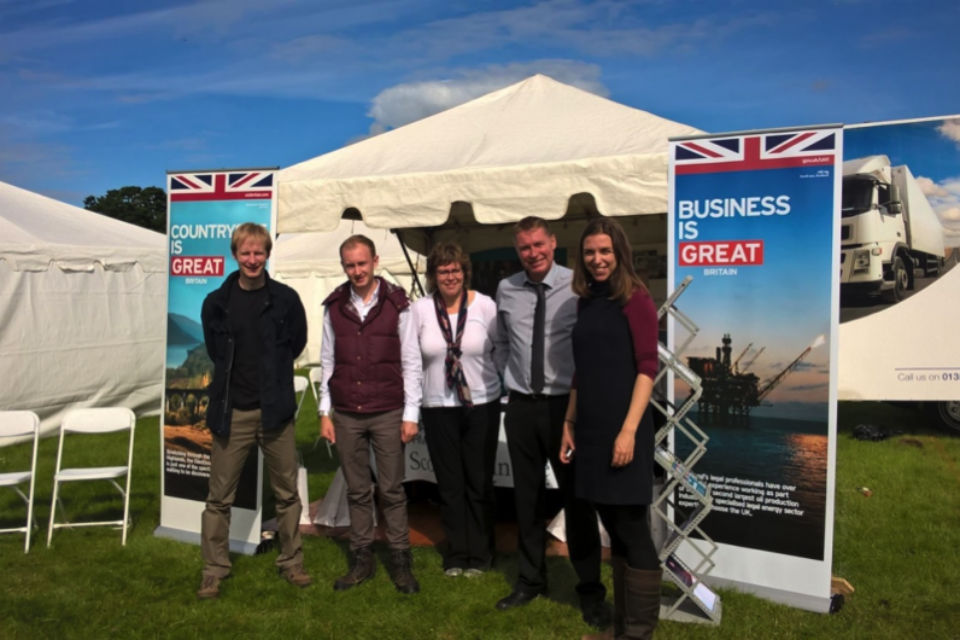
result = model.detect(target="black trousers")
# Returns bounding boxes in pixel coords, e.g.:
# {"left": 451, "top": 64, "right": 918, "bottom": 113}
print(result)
{"left": 422, "top": 401, "right": 500, "bottom": 570}
{"left": 595, "top": 503, "right": 659, "bottom": 570}
{"left": 504, "top": 393, "right": 605, "bottom": 604}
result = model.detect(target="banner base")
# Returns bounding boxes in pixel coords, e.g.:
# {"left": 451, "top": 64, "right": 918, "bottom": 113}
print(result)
{"left": 153, "top": 525, "right": 259, "bottom": 556}
{"left": 706, "top": 575, "right": 831, "bottom": 613}
{"left": 660, "top": 596, "right": 722, "bottom": 625}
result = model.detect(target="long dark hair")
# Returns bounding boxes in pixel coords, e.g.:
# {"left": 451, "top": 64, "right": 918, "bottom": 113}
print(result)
{"left": 572, "top": 217, "right": 646, "bottom": 304}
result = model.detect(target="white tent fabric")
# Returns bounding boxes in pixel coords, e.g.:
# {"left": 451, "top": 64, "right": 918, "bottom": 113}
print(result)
{"left": 272, "top": 220, "right": 424, "bottom": 365}
{"left": 0, "top": 181, "right": 166, "bottom": 437}
{"left": 278, "top": 74, "right": 703, "bottom": 231}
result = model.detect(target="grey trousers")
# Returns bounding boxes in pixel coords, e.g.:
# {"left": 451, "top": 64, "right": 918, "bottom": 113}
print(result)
{"left": 201, "top": 409, "right": 303, "bottom": 578}
{"left": 333, "top": 408, "right": 409, "bottom": 551}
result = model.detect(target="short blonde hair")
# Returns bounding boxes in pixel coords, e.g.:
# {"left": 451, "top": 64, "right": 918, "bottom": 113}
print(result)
{"left": 230, "top": 222, "right": 272, "bottom": 256}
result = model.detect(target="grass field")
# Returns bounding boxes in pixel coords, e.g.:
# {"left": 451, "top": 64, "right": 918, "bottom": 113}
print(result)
{"left": 1, "top": 399, "right": 958, "bottom": 639}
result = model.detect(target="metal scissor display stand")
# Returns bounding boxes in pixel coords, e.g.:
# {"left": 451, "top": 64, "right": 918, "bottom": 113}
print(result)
{"left": 650, "top": 277, "right": 722, "bottom": 624}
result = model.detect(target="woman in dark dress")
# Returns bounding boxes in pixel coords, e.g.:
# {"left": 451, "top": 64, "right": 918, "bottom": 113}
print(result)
{"left": 560, "top": 217, "right": 661, "bottom": 640}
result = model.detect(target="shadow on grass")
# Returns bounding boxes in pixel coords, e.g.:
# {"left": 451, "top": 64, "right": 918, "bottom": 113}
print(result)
{"left": 837, "top": 400, "right": 948, "bottom": 438}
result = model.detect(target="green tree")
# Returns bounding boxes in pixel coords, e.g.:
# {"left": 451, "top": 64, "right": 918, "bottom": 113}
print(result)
{"left": 83, "top": 185, "right": 166, "bottom": 232}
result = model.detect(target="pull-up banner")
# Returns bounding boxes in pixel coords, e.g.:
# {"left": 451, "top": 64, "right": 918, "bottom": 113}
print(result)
{"left": 668, "top": 127, "right": 841, "bottom": 612}
{"left": 156, "top": 169, "right": 276, "bottom": 554}
{"left": 838, "top": 115, "right": 960, "bottom": 402}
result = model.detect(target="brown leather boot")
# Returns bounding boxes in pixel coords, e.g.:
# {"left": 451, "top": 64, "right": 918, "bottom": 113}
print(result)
{"left": 622, "top": 567, "right": 661, "bottom": 639}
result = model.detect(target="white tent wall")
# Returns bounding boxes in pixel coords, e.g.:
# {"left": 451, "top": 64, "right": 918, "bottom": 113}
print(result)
{"left": 0, "top": 181, "right": 166, "bottom": 438}
{"left": 271, "top": 219, "right": 424, "bottom": 366}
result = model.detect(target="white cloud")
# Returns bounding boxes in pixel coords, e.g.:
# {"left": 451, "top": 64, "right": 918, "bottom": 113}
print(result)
{"left": 3, "top": 1, "right": 769, "bottom": 106}
{"left": 0, "top": 134, "right": 79, "bottom": 187}
{"left": 858, "top": 27, "right": 915, "bottom": 49}
{"left": 269, "top": 34, "right": 354, "bottom": 63}
{"left": 938, "top": 118, "right": 960, "bottom": 146}
{"left": 913, "top": 175, "right": 960, "bottom": 247}
{"left": 939, "top": 206, "right": 960, "bottom": 222}
{"left": 942, "top": 223, "right": 960, "bottom": 249}
{"left": 366, "top": 60, "right": 605, "bottom": 133}
{"left": 916, "top": 175, "right": 950, "bottom": 198}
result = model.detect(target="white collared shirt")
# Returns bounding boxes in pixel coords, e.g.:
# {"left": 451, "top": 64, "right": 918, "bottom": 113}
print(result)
{"left": 412, "top": 292, "right": 501, "bottom": 407}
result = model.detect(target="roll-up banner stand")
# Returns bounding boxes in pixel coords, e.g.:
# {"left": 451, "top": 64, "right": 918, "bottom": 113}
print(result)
{"left": 667, "top": 127, "right": 841, "bottom": 612}
{"left": 156, "top": 168, "right": 278, "bottom": 553}
{"left": 838, "top": 115, "right": 960, "bottom": 402}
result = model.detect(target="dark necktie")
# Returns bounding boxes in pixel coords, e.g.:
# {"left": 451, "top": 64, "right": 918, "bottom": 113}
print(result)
{"left": 530, "top": 282, "right": 546, "bottom": 394}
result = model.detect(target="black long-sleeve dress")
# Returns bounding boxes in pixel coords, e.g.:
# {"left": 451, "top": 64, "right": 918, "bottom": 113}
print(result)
{"left": 572, "top": 283, "right": 659, "bottom": 505}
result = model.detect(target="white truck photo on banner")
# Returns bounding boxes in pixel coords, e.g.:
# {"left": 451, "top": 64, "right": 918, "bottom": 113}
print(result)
{"left": 838, "top": 115, "right": 960, "bottom": 423}
{"left": 668, "top": 127, "right": 841, "bottom": 612}
{"left": 156, "top": 169, "right": 277, "bottom": 554}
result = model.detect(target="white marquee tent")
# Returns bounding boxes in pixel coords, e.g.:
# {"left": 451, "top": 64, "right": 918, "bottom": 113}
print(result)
{"left": 0, "top": 180, "right": 166, "bottom": 436}
{"left": 278, "top": 74, "right": 703, "bottom": 234}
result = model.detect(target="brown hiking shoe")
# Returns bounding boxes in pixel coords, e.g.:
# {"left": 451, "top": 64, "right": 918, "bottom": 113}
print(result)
{"left": 333, "top": 546, "right": 375, "bottom": 591}
{"left": 390, "top": 549, "right": 420, "bottom": 594}
{"left": 197, "top": 574, "right": 222, "bottom": 600}
{"left": 280, "top": 564, "right": 313, "bottom": 588}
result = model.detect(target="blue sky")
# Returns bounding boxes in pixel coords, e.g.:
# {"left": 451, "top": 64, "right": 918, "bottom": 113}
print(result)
{"left": 2, "top": 0, "right": 959, "bottom": 207}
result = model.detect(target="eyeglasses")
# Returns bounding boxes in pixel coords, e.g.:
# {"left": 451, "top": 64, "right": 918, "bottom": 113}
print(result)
{"left": 436, "top": 267, "right": 463, "bottom": 277}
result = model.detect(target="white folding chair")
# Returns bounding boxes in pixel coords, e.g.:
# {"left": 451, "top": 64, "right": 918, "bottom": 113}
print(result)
{"left": 293, "top": 374, "right": 309, "bottom": 421}
{"left": 307, "top": 367, "right": 323, "bottom": 408}
{"left": 0, "top": 411, "right": 40, "bottom": 553}
{"left": 47, "top": 407, "right": 136, "bottom": 547}
{"left": 307, "top": 367, "right": 333, "bottom": 457}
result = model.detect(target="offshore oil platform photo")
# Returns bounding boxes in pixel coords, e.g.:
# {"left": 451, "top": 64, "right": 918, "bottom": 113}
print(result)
{"left": 686, "top": 333, "right": 823, "bottom": 423}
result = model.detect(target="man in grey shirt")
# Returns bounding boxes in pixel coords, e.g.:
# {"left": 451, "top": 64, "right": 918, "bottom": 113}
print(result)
{"left": 493, "top": 216, "right": 609, "bottom": 630}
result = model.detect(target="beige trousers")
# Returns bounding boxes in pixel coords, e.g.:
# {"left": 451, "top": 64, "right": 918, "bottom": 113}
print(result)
{"left": 201, "top": 409, "right": 302, "bottom": 578}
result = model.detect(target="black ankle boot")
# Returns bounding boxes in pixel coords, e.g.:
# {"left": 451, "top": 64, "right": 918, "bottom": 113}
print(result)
{"left": 333, "top": 546, "right": 375, "bottom": 591}
{"left": 390, "top": 549, "right": 420, "bottom": 594}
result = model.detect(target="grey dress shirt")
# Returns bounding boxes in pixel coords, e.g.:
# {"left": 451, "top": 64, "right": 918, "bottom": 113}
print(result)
{"left": 494, "top": 262, "right": 578, "bottom": 395}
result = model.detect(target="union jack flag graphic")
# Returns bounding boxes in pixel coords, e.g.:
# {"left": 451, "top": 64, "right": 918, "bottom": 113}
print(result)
{"left": 673, "top": 129, "right": 836, "bottom": 175}
{"left": 168, "top": 171, "right": 274, "bottom": 201}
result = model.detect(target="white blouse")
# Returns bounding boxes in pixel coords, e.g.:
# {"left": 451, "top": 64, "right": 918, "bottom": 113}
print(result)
{"left": 412, "top": 292, "right": 502, "bottom": 408}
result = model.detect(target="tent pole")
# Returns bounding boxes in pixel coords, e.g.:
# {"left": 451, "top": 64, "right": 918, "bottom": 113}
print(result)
{"left": 392, "top": 229, "right": 425, "bottom": 298}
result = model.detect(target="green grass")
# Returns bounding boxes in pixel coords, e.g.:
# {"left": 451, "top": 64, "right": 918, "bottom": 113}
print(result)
{"left": 1, "top": 398, "right": 958, "bottom": 639}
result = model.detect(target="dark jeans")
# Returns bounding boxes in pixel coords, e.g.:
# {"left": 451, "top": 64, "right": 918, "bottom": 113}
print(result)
{"left": 422, "top": 400, "right": 500, "bottom": 570}
{"left": 504, "top": 393, "right": 605, "bottom": 605}
{"left": 595, "top": 503, "right": 659, "bottom": 570}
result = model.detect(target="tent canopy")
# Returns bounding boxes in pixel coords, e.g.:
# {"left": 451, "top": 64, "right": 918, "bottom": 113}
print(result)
{"left": 278, "top": 74, "right": 702, "bottom": 232}
{"left": 0, "top": 181, "right": 166, "bottom": 273}
{"left": 1, "top": 181, "right": 166, "bottom": 437}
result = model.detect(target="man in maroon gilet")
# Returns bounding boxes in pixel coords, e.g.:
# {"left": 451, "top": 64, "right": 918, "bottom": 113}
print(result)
{"left": 318, "top": 234, "right": 422, "bottom": 594}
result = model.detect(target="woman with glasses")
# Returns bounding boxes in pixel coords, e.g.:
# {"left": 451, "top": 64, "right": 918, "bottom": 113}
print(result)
{"left": 412, "top": 241, "right": 502, "bottom": 577}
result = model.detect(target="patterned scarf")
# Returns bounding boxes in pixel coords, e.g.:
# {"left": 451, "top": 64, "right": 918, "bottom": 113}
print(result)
{"left": 433, "top": 288, "right": 473, "bottom": 407}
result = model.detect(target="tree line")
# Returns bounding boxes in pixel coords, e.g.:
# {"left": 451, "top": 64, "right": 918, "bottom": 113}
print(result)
{"left": 84, "top": 185, "right": 166, "bottom": 233}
